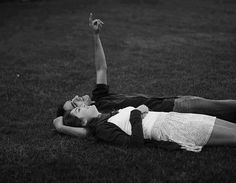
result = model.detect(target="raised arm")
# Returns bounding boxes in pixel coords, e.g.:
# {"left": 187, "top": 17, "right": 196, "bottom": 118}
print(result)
{"left": 53, "top": 117, "right": 88, "bottom": 138}
{"left": 89, "top": 13, "right": 107, "bottom": 85}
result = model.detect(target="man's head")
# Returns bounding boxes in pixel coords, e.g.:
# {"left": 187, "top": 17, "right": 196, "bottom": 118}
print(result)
{"left": 56, "top": 95, "right": 93, "bottom": 117}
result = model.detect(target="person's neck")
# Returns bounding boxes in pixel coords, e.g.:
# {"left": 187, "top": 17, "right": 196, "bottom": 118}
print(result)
{"left": 87, "top": 113, "right": 103, "bottom": 127}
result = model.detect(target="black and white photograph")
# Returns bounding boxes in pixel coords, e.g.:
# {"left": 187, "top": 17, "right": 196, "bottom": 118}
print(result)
{"left": 0, "top": 0, "right": 235, "bottom": 182}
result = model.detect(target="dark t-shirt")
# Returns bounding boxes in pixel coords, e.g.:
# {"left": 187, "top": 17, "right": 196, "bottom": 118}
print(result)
{"left": 91, "top": 84, "right": 177, "bottom": 113}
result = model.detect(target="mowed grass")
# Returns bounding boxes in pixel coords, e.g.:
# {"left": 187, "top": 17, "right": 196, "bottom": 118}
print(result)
{"left": 0, "top": 0, "right": 236, "bottom": 182}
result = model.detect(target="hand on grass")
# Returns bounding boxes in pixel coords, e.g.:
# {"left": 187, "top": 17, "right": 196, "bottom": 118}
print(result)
{"left": 89, "top": 13, "right": 104, "bottom": 34}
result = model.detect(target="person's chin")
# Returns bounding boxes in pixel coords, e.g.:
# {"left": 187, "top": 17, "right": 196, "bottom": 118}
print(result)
{"left": 85, "top": 101, "right": 90, "bottom": 105}
{"left": 91, "top": 105, "right": 98, "bottom": 114}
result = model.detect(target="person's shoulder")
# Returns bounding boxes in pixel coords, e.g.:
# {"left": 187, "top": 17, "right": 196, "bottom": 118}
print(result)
{"left": 92, "top": 84, "right": 110, "bottom": 100}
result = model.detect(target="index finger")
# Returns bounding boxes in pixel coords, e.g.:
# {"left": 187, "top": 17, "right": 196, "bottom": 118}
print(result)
{"left": 89, "top": 13, "right": 93, "bottom": 24}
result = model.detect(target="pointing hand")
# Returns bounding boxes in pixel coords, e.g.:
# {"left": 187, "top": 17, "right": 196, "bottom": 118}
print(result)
{"left": 89, "top": 13, "right": 104, "bottom": 34}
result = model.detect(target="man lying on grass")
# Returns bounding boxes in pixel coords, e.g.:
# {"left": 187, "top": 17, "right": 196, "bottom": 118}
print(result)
{"left": 53, "top": 13, "right": 236, "bottom": 139}
{"left": 58, "top": 103, "right": 236, "bottom": 152}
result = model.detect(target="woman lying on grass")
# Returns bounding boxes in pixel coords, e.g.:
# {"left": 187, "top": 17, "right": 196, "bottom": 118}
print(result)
{"left": 54, "top": 104, "right": 236, "bottom": 152}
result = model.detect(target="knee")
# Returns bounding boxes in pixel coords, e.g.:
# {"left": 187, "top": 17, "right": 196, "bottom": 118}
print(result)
{"left": 173, "top": 98, "right": 188, "bottom": 112}
{"left": 174, "top": 96, "right": 205, "bottom": 113}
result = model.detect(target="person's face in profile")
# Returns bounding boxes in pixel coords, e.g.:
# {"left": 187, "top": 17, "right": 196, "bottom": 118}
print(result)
{"left": 70, "top": 105, "right": 99, "bottom": 126}
{"left": 63, "top": 95, "right": 92, "bottom": 111}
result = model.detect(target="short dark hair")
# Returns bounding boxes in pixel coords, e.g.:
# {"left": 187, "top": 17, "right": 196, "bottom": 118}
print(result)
{"left": 63, "top": 111, "right": 83, "bottom": 127}
{"left": 56, "top": 103, "right": 66, "bottom": 117}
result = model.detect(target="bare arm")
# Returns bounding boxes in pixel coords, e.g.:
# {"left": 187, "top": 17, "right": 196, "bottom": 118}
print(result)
{"left": 89, "top": 13, "right": 107, "bottom": 85}
{"left": 94, "top": 34, "right": 107, "bottom": 84}
{"left": 53, "top": 117, "right": 88, "bottom": 138}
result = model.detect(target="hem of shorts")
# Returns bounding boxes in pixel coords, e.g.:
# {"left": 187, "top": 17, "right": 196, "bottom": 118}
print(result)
{"left": 202, "top": 117, "right": 216, "bottom": 146}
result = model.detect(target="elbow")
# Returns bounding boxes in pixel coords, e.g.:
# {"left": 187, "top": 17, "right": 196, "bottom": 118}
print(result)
{"left": 55, "top": 125, "right": 63, "bottom": 133}
{"left": 53, "top": 119, "right": 62, "bottom": 132}
{"left": 53, "top": 123, "right": 63, "bottom": 133}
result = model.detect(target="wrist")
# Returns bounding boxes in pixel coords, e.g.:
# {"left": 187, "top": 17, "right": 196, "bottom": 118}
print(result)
{"left": 93, "top": 33, "right": 100, "bottom": 37}
{"left": 95, "top": 29, "right": 100, "bottom": 34}
{"left": 93, "top": 29, "right": 100, "bottom": 35}
{"left": 131, "top": 110, "right": 142, "bottom": 116}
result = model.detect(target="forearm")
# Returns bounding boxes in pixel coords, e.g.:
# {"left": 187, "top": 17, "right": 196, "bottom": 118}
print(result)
{"left": 93, "top": 34, "right": 107, "bottom": 71}
{"left": 130, "top": 110, "right": 144, "bottom": 146}
{"left": 58, "top": 125, "right": 88, "bottom": 138}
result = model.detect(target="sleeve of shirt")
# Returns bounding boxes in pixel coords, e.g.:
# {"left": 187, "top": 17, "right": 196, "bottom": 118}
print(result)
{"left": 91, "top": 84, "right": 110, "bottom": 101}
{"left": 95, "top": 110, "right": 144, "bottom": 147}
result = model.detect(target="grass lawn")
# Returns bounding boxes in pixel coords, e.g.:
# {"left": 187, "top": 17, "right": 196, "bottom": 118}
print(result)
{"left": 0, "top": 0, "right": 235, "bottom": 182}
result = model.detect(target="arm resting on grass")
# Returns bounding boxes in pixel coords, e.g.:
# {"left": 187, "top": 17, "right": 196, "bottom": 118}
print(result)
{"left": 95, "top": 110, "right": 144, "bottom": 147}
{"left": 53, "top": 117, "right": 88, "bottom": 138}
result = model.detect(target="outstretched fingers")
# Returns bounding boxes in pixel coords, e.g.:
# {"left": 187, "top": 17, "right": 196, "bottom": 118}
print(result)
{"left": 93, "top": 19, "right": 104, "bottom": 26}
{"left": 89, "top": 12, "right": 93, "bottom": 26}
{"left": 97, "top": 19, "right": 104, "bottom": 25}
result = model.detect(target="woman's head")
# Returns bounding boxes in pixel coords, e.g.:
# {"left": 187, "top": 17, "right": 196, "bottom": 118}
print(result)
{"left": 63, "top": 105, "right": 100, "bottom": 127}
{"left": 56, "top": 95, "right": 93, "bottom": 117}
{"left": 63, "top": 110, "right": 83, "bottom": 127}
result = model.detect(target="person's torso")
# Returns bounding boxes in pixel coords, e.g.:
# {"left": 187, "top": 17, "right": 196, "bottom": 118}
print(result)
{"left": 94, "top": 93, "right": 176, "bottom": 113}
{"left": 107, "top": 106, "right": 166, "bottom": 139}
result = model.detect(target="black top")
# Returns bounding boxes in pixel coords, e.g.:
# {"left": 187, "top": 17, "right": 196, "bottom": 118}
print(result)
{"left": 88, "top": 109, "right": 180, "bottom": 150}
{"left": 91, "top": 84, "right": 177, "bottom": 113}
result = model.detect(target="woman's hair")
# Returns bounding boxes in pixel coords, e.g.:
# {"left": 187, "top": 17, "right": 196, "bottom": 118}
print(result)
{"left": 56, "top": 103, "right": 66, "bottom": 117}
{"left": 63, "top": 111, "right": 83, "bottom": 127}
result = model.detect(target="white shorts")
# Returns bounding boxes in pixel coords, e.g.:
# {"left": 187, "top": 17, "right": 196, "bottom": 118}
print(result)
{"left": 151, "top": 112, "right": 216, "bottom": 152}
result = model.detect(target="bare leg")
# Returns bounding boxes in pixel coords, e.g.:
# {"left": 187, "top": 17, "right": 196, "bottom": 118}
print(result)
{"left": 174, "top": 96, "right": 236, "bottom": 123}
{"left": 206, "top": 118, "right": 236, "bottom": 146}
